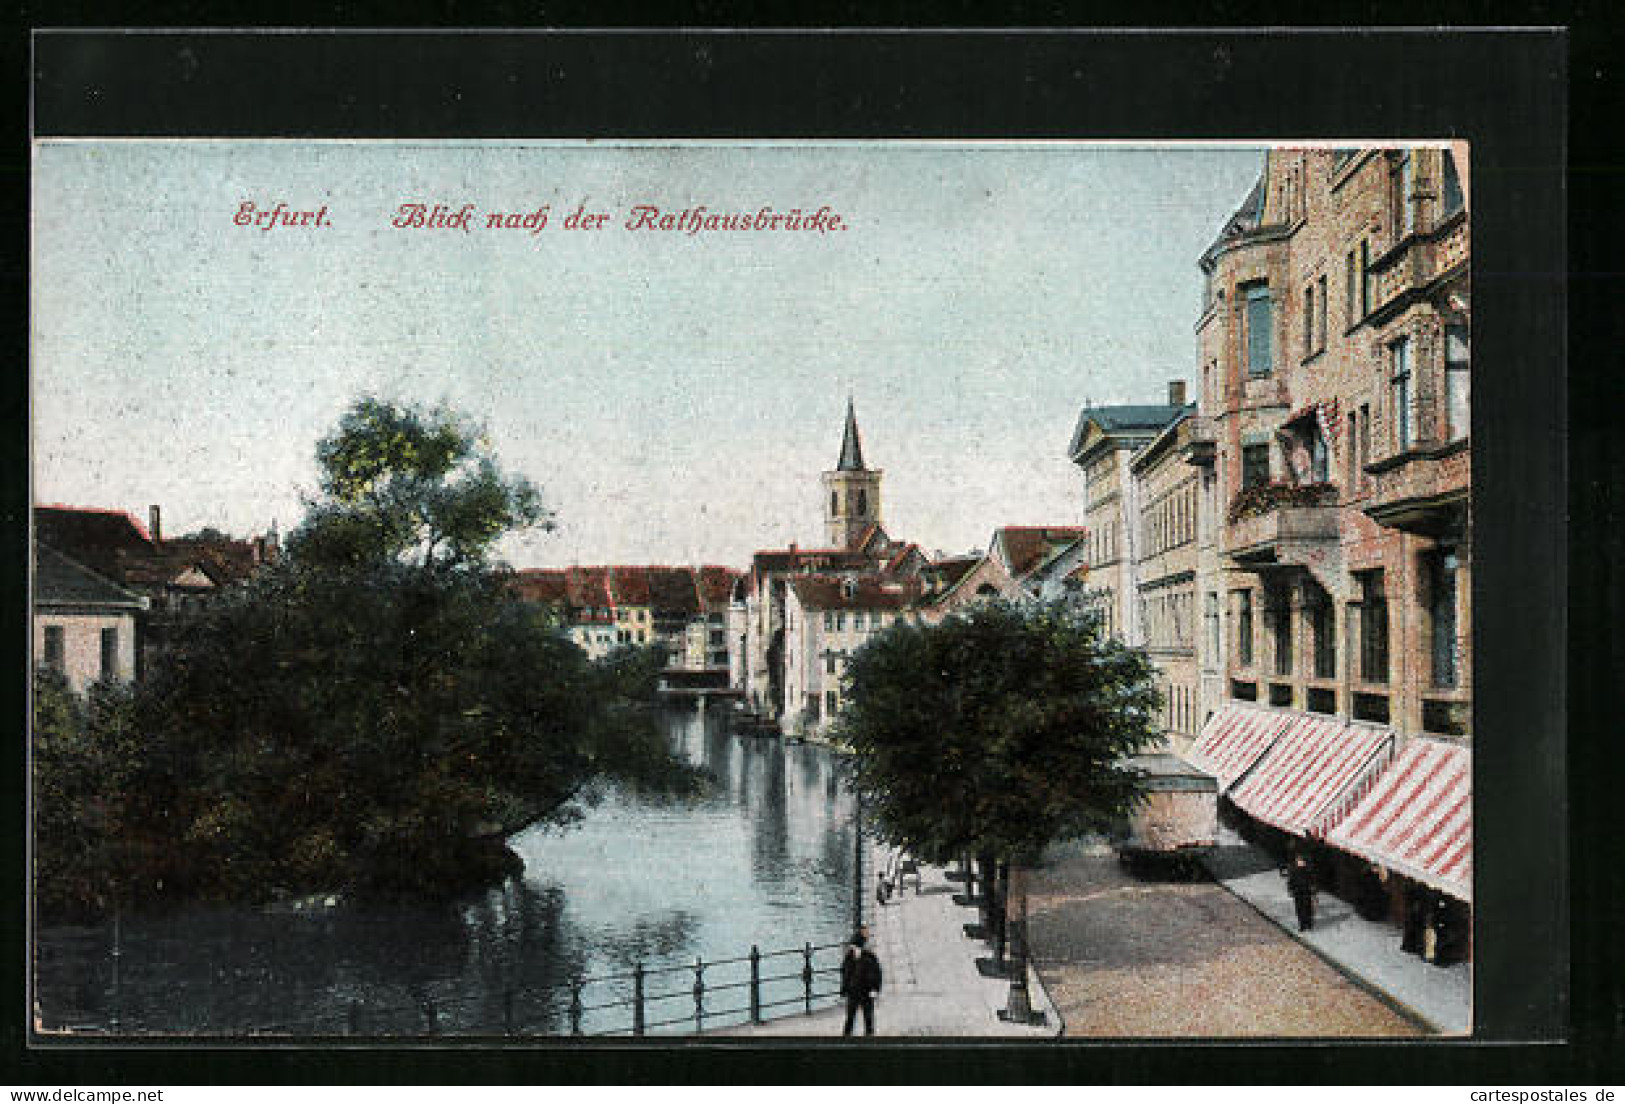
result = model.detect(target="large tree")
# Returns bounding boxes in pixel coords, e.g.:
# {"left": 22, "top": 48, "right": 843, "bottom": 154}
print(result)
{"left": 34, "top": 398, "right": 696, "bottom": 918}
{"left": 835, "top": 599, "right": 1161, "bottom": 946}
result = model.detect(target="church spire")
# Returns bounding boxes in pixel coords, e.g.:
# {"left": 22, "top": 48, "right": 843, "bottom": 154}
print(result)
{"left": 837, "top": 397, "right": 866, "bottom": 471}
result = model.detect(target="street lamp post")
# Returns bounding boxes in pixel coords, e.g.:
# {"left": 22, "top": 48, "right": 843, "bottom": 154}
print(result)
{"left": 852, "top": 785, "right": 864, "bottom": 933}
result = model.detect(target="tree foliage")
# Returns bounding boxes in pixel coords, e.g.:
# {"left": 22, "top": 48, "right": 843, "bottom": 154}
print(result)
{"left": 836, "top": 600, "right": 1161, "bottom": 865}
{"left": 33, "top": 398, "right": 697, "bottom": 920}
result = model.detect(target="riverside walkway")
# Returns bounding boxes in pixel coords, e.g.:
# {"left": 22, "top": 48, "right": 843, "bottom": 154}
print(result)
{"left": 723, "top": 838, "right": 1062, "bottom": 1038}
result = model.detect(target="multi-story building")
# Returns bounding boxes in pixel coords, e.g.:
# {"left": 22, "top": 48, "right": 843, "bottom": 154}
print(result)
{"left": 1182, "top": 146, "right": 1472, "bottom": 957}
{"left": 736, "top": 402, "right": 926, "bottom": 717}
{"left": 33, "top": 544, "right": 146, "bottom": 692}
{"left": 1068, "top": 391, "right": 1190, "bottom": 645}
{"left": 1126, "top": 407, "right": 1205, "bottom": 753}
{"left": 513, "top": 564, "right": 741, "bottom": 670}
{"left": 782, "top": 575, "right": 922, "bottom": 735}
{"left": 1197, "top": 146, "right": 1470, "bottom": 741}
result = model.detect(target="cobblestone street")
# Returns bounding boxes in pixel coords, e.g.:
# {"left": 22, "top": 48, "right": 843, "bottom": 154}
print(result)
{"left": 1021, "top": 841, "right": 1423, "bottom": 1038}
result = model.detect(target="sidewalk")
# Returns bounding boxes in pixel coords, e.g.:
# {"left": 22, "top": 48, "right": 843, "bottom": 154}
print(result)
{"left": 1203, "top": 826, "right": 1471, "bottom": 1035}
{"left": 722, "top": 838, "right": 1062, "bottom": 1037}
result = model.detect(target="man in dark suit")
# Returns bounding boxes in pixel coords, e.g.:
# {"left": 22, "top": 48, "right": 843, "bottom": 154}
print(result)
{"left": 839, "top": 927, "right": 883, "bottom": 1036}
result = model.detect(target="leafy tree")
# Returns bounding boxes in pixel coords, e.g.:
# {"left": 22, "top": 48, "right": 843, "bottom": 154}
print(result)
{"left": 835, "top": 600, "right": 1161, "bottom": 950}
{"left": 35, "top": 398, "right": 697, "bottom": 919}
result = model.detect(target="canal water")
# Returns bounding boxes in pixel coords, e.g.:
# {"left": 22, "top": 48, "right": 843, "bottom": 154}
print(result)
{"left": 32, "top": 709, "right": 860, "bottom": 1037}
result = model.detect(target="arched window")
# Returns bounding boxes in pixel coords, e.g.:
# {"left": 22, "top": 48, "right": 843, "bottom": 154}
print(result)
{"left": 856, "top": 489, "right": 868, "bottom": 516}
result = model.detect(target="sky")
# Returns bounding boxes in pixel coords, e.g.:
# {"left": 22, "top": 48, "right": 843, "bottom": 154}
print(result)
{"left": 32, "top": 141, "right": 1264, "bottom": 567}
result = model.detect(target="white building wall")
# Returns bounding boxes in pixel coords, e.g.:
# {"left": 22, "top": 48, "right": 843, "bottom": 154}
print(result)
{"left": 35, "top": 611, "right": 138, "bottom": 692}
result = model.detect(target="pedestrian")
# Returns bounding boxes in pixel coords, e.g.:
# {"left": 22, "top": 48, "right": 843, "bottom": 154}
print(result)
{"left": 839, "top": 927, "right": 883, "bottom": 1036}
{"left": 1285, "top": 853, "right": 1316, "bottom": 932}
{"left": 876, "top": 871, "right": 891, "bottom": 907}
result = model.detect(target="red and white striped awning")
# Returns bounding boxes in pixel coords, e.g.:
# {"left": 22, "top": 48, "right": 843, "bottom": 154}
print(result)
{"left": 1228, "top": 712, "right": 1394, "bottom": 836}
{"left": 1186, "top": 703, "right": 1293, "bottom": 789}
{"left": 1324, "top": 738, "right": 1472, "bottom": 903}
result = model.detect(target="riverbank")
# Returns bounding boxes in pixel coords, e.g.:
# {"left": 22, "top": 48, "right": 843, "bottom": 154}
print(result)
{"left": 719, "top": 837, "right": 1060, "bottom": 1038}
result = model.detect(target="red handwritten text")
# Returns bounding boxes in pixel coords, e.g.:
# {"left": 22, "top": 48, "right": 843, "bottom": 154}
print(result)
{"left": 235, "top": 202, "right": 330, "bottom": 229}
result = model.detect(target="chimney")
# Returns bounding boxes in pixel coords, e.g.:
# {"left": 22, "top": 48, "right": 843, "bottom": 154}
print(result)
{"left": 148, "top": 504, "right": 162, "bottom": 546}
{"left": 1168, "top": 380, "right": 1187, "bottom": 407}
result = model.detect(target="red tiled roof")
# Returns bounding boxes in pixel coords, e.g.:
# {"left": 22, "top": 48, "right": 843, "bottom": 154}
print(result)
{"left": 564, "top": 566, "right": 612, "bottom": 608}
{"left": 996, "top": 526, "right": 1089, "bottom": 577}
{"left": 790, "top": 575, "right": 923, "bottom": 612}
{"left": 607, "top": 566, "right": 653, "bottom": 606}
{"left": 696, "top": 565, "right": 743, "bottom": 609}
{"left": 510, "top": 568, "right": 570, "bottom": 604}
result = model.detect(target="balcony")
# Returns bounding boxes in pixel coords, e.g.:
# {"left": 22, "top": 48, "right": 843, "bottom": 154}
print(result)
{"left": 1367, "top": 212, "right": 1470, "bottom": 322}
{"left": 1363, "top": 438, "right": 1470, "bottom": 539}
{"left": 1182, "top": 417, "right": 1217, "bottom": 467}
{"left": 1223, "top": 482, "right": 1340, "bottom": 569}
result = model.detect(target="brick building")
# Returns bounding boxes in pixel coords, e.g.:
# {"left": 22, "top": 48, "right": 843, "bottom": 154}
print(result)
{"left": 1197, "top": 146, "right": 1470, "bottom": 742}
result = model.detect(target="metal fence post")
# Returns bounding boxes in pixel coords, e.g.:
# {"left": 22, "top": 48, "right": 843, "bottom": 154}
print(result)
{"left": 424, "top": 996, "right": 439, "bottom": 1035}
{"left": 693, "top": 957, "right": 706, "bottom": 1032}
{"left": 570, "top": 976, "right": 584, "bottom": 1036}
{"left": 802, "top": 942, "right": 814, "bottom": 1014}
{"left": 632, "top": 962, "right": 646, "bottom": 1036}
{"left": 503, "top": 988, "right": 515, "bottom": 1034}
{"left": 749, "top": 946, "right": 762, "bottom": 1025}
{"left": 347, "top": 999, "right": 361, "bottom": 1035}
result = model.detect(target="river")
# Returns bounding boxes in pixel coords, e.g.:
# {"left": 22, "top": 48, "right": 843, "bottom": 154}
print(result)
{"left": 32, "top": 708, "right": 860, "bottom": 1037}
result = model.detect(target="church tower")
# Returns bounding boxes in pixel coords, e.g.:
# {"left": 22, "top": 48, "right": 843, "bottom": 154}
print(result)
{"left": 822, "top": 398, "right": 883, "bottom": 548}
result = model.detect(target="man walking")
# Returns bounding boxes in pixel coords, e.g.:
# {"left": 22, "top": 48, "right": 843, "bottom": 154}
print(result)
{"left": 839, "top": 927, "right": 883, "bottom": 1036}
{"left": 1285, "top": 853, "right": 1316, "bottom": 932}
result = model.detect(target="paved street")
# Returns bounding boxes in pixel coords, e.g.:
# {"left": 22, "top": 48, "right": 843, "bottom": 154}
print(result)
{"left": 1020, "top": 838, "right": 1423, "bottom": 1038}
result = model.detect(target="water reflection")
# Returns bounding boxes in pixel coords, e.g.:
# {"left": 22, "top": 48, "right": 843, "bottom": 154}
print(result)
{"left": 34, "top": 708, "right": 856, "bottom": 1036}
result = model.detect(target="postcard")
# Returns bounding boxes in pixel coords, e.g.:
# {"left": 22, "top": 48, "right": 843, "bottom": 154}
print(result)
{"left": 30, "top": 137, "right": 1476, "bottom": 1042}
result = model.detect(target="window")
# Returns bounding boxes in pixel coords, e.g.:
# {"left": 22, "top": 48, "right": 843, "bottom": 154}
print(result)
{"left": 1390, "top": 336, "right": 1414, "bottom": 450}
{"left": 1346, "top": 412, "right": 1358, "bottom": 489}
{"left": 825, "top": 652, "right": 838, "bottom": 675}
{"left": 1235, "top": 590, "right": 1255, "bottom": 667}
{"left": 1392, "top": 151, "right": 1414, "bottom": 239}
{"left": 1358, "top": 571, "right": 1389, "bottom": 684}
{"left": 43, "top": 625, "right": 65, "bottom": 673}
{"left": 823, "top": 612, "right": 834, "bottom": 631}
{"left": 1445, "top": 323, "right": 1471, "bottom": 440}
{"left": 100, "top": 627, "right": 119, "bottom": 680}
{"left": 1345, "top": 250, "right": 1357, "bottom": 327}
{"left": 835, "top": 612, "right": 845, "bottom": 632}
{"left": 1307, "top": 584, "right": 1336, "bottom": 680}
{"left": 1316, "top": 275, "right": 1328, "bottom": 351}
{"left": 1242, "top": 283, "right": 1273, "bottom": 377}
{"left": 1427, "top": 550, "right": 1460, "bottom": 688}
{"left": 1242, "top": 442, "right": 1271, "bottom": 488}
{"left": 1359, "top": 404, "right": 1371, "bottom": 474}
{"left": 1268, "top": 588, "right": 1293, "bottom": 677}
{"left": 826, "top": 690, "right": 839, "bottom": 715}
{"left": 1303, "top": 285, "right": 1314, "bottom": 354}
{"left": 1441, "top": 150, "right": 1465, "bottom": 218}
{"left": 830, "top": 491, "right": 839, "bottom": 515}
{"left": 1205, "top": 592, "right": 1221, "bottom": 660}
{"left": 856, "top": 489, "right": 868, "bottom": 516}
{"left": 1359, "top": 240, "right": 1372, "bottom": 317}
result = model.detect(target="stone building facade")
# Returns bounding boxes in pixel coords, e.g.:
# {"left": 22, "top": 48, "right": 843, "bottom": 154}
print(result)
{"left": 1198, "top": 146, "right": 1470, "bottom": 743}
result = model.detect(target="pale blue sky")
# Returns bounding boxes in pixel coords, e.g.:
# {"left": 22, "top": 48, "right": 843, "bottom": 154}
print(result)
{"left": 32, "top": 142, "right": 1264, "bottom": 566}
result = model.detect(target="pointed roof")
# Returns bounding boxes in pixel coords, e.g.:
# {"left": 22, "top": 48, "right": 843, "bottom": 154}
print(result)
{"left": 837, "top": 397, "right": 866, "bottom": 472}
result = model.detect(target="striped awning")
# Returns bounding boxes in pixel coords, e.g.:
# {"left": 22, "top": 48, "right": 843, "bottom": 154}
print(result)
{"left": 1185, "top": 703, "right": 1293, "bottom": 789}
{"left": 1324, "top": 738, "right": 1472, "bottom": 903}
{"left": 1228, "top": 712, "right": 1394, "bottom": 836}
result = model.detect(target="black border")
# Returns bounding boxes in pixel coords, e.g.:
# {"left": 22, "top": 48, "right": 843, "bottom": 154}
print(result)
{"left": 13, "top": 26, "right": 1584, "bottom": 1085}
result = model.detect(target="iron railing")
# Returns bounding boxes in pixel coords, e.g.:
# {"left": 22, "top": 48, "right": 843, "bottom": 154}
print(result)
{"left": 41, "top": 938, "right": 852, "bottom": 1038}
